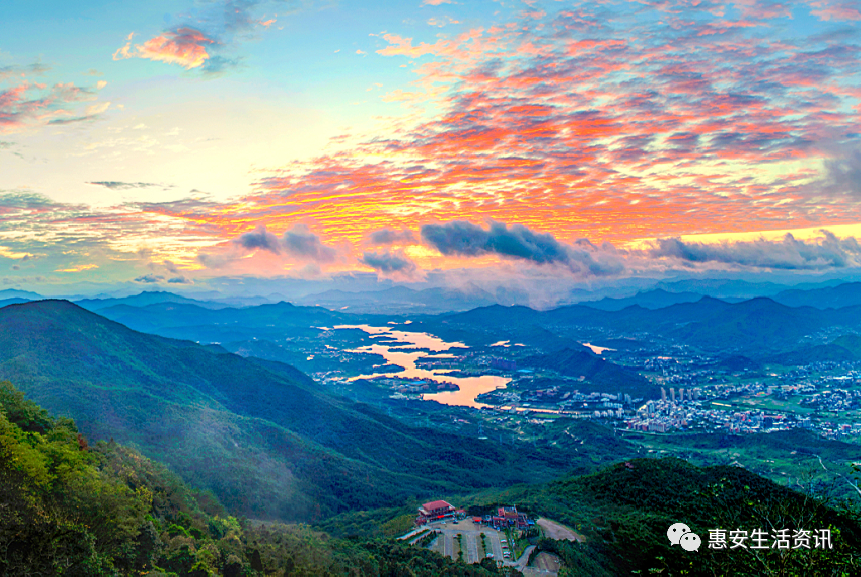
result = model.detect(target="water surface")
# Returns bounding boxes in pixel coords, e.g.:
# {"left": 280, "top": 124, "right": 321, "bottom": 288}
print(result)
{"left": 332, "top": 325, "right": 509, "bottom": 409}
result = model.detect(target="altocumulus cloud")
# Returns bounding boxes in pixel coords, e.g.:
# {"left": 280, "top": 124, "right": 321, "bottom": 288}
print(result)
{"left": 421, "top": 220, "right": 624, "bottom": 276}
{"left": 649, "top": 232, "right": 861, "bottom": 270}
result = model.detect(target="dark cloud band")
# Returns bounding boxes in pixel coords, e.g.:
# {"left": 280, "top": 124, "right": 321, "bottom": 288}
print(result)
{"left": 421, "top": 220, "right": 623, "bottom": 276}
{"left": 649, "top": 232, "right": 861, "bottom": 270}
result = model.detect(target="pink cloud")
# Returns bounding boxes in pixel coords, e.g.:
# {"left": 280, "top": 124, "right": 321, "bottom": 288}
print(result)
{"left": 0, "top": 84, "right": 41, "bottom": 129}
{"left": 113, "top": 28, "right": 217, "bottom": 69}
{"left": 730, "top": 0, "right": 792, "bottom": 19}
{"left": 808, "top": 0, "right": 861, "bottom": 20}
{"left": 0, "top": 80, "right": 107, "bottom": 133}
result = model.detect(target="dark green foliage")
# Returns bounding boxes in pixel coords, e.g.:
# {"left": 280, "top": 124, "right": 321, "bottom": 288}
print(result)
{"left": 768, "top": 333, "right": 861, "bottom": 365}
{"left": 317, "top": 503, "right": 424, "bottom": 539}
{"left": 655, "top": 428, "right": 858, "bottom": 461}
{"left": 531, "top": 538, "right": 615, "bottom": 577}
{"left": 484, "top": 457, "right": 861, "bottom": 576}
{"left": 766, "top": 344, "right": 858, "bottom": 365}
{"left": 0, "top": 380, "right": 55, "bottom": 433}
{"left": 415, "top": 530, "right": 439, "bottom": 547}
{"left": 0, "top": 382, "right": 144, "bottom": 575}
{"left": 711, "top": 354, "right": 761, "bottom": 371}
{"left": 831, "top": 333, "right": 861, "bottom": 356}
{"left": 250, "top": 548, "right": 263, "bottom": 571}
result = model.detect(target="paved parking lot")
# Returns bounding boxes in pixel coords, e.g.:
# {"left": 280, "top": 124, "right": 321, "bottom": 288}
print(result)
{"left": 423, "top": 518, "right": 522, "bottom": 565}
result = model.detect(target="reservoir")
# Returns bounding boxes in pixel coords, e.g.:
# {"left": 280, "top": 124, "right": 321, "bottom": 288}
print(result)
{"left": 582, "top": 342, "right": 615, "bottom": 355}
{"left": 332, "top": 324, "right": 510, "bottom": 409}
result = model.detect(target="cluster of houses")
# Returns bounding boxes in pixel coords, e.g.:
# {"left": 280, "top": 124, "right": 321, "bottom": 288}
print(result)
{"left": 474, "top": 506, "right": 534, "bottom": 530}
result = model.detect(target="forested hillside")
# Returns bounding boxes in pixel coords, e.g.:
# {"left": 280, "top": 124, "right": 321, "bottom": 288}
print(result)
{"left": 522, "top": 347, "right": 653, "bottom": 398}
{"left": 455, "top": 458, "right": 861, "bottom": 576}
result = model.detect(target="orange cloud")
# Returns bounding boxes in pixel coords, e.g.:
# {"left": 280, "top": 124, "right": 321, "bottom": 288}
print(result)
{"left": 113, "top": 28, "right": 216, "bottom": 69}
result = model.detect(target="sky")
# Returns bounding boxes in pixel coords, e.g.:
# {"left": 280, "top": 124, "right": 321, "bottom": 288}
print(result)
{"left": 1, "top": 0, "right": 861, "bottom": 296}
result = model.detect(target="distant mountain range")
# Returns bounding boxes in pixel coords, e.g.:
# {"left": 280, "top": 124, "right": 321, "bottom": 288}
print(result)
{"left": 296, "top": 285, "right": 500, "bottom": 313}
{"left": 653, "top": 277, "right": 846, "bottom": 299}
{"left": 578, "top": 282, "right": 861, "bottom": 311}
{"left": 6, "top": 278, "right": 861, "bottom": 314}
{"left": 8, "top": 283, "right": 861, "bottom": 362}
{"left": 68, "top": 288, "right": 861, "bottom": 363}
{"left": 5, "top": 287, "right": 861, "bottom": 573}
{"left": 74, "top": 290, "right": 230, "bottom": 311}
{"left": 771, "top": 282, "right": 861, "bottom": 309}
{"left": 0, "top": 288, "right": 43, "bottom": 300}
{"left": 92, "top": 300, "right": 358, "bottom": 344}
{"left": 431, "top": 296, "right": 861, "bottom": 354}
{"left": 578, "top": 288, "right": 708, "bottom": 311}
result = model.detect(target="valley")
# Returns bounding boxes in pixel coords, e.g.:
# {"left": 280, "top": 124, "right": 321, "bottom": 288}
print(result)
{"left": 4, "top": 284, "right": 861, "bottom": 575}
